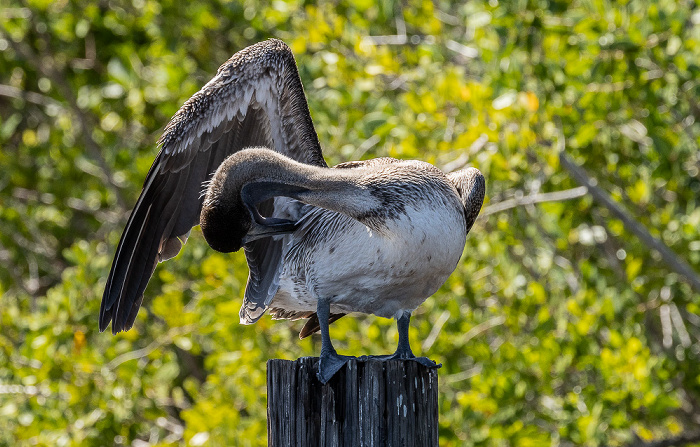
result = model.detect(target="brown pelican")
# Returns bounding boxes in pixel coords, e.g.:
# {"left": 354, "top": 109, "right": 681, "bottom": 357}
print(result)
{"left": 100, "top": 39, "right": 485, "bottom": 383}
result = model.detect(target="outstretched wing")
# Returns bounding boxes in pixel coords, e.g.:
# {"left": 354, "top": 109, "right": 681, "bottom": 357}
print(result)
{"left": 101, "top": 39, "right": 325, "bottom": 334}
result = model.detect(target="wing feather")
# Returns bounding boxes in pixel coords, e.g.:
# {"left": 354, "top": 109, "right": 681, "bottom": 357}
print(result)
{"left": 298, "top": 313, "right": 346, "bottom": 339}
{"left": 101, "top": 39, "right": 325, "bottom": 333}
{"left": 113, "top": 164, "right": 191, "bottom": 331}
{"left": 238, "top": 196, "right": 305, "bottom": 324}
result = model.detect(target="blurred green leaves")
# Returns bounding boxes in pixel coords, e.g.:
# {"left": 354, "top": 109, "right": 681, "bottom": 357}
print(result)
{"left": 1, "top": 0, "right": 700, "bottom": 446}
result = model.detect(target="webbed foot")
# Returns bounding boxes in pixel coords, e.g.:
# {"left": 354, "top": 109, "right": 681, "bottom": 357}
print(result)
{"left": 406, "top": 355, "right": 441, "bottom": 369}
{"left": 317, "top": 351, "right": 354, "bottom": 384}
{"left": 365, "top": 351, "right": 441, "bottom": 368}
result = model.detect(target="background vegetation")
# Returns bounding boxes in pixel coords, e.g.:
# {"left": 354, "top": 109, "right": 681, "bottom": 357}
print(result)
{"left": 2, "top": 0, "right": 700, "bottom": 445}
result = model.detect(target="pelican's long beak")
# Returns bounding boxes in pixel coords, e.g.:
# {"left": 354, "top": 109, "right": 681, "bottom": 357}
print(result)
{"left": 242, "top": 217, "right": 298, "bottom": 244}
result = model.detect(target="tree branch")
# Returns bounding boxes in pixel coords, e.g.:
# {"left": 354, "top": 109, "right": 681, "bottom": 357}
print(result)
{"left": 558, "top": 152, "right": 700, "bottom": 294}
{"left": 0, "top": 83, "right": 63, "bottom": 108}
{"left": 1, "top": 14, "right": 128, "bottom": 210}
{"left": 626, "top": 431, "right": 700, "bottom": 447}
{"left": 479, "top": 186, "right": 588, "bottom": 218}
{"left": 107, "top": 325, "right": 195, "bottom": 369}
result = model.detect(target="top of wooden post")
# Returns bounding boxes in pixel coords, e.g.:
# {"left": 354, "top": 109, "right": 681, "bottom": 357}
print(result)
{"left": 267, "top": 357, "right": 439, "bottom": 447}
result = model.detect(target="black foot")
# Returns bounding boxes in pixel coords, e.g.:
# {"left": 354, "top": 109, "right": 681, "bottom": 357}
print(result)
{"left": 361, "top": 351, "right": 441, "bottom": 368}
{"left": 317, "top": 351, "right": 354, "bottom": 384}
{"left": 407, "top": 356, "right": 442, "bottom": 369}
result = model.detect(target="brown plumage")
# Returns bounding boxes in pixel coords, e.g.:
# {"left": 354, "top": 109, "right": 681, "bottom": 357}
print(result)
{"left": 101, "top": 39, "right": 325, "bottom": 334}
{"left": 100, "top": 39, "right": 486, "bottom": 380}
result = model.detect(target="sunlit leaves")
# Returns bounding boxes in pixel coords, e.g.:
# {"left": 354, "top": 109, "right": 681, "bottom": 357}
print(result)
{"left": 1, "top": 0, "right": 699, "bottom": 445}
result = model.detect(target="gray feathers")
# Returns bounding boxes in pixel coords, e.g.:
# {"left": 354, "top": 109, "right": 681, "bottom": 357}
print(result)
{"left": 101, "top": 39, "right": 485, "bottom": 340}
{"left": 447, "top": 167, "right": 486, "bottom": 233}
{"left": 101, "top": 39, "right": 324, "bottom": 334}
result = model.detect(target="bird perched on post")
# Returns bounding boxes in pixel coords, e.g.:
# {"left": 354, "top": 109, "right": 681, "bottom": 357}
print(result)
{"left": 100, "top": 39, "right": 485, "bottom": 383}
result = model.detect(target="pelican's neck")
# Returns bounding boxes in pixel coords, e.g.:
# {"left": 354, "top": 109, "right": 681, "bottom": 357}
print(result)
{"left": 200, "top": 148, "right": 384, "bottom": 252}
{"left": 225, "top": 148, "right": 382, "bottom": 219}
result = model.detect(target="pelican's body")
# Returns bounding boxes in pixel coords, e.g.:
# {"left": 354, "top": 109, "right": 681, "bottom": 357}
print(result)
{"left": 272, "top": 161, "right": 467, "bottom": 320}
{"left": 100, "top": 39, "right": 485, "bottom": 382}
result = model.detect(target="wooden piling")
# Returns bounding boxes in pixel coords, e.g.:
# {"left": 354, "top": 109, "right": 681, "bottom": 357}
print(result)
{"left": 267, "top": 357, "right": 439, "bottom": 446}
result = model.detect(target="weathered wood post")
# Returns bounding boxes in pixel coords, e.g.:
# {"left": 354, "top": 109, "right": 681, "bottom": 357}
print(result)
{"left": 267, "top": 357, "right": 439, "bottom": 446}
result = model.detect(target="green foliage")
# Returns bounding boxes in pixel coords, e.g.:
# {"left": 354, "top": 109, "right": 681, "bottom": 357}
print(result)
{"left": 1, "top": 0, "right": 699, "bottom": 445}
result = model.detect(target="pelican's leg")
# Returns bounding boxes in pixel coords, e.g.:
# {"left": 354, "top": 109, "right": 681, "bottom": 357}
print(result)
{"left": 316, "top": 298, "right": 353, "bottom": 384}
{"left": 382, "top": 312, "right": 441, "bottom": 368}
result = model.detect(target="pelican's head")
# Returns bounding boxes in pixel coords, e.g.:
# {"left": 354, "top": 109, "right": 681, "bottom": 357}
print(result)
{"left": 200, "top": 162, "right": 251, "bottom": 253}
{"left": 200, "top": 148, "right": 301, "bottom": 253}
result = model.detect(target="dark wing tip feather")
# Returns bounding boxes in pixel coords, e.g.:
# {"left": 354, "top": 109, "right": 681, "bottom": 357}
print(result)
{"left": 99, "top": 158, "right": 188, "bottom": 334}
{"left": 98, "top": 303, "right": 111, "bottom": 333}
{"left": 299, "top": 313, "right": 346, "bottom": 339}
